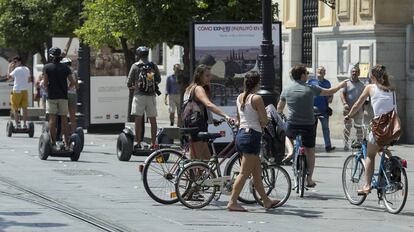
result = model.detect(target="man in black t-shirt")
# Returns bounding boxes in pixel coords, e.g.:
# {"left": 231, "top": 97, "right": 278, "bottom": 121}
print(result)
{"left": 42, "top": 47, "right": 76, "bottom": 150}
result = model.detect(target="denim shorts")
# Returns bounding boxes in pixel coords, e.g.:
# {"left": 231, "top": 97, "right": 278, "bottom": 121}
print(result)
{"left": 236, "top": 128, "right": 262, "bottom": 155}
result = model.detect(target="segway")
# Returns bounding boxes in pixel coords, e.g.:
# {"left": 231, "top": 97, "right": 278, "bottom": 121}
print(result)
{"left": 42, "top": 119, "right": 84, "bottom": 152}
{"left": 116, "top": 126, "right": 174, "bottom": 161}
{"left": 6, "top": 121, "right": 35, "bottom": 138}
{"left": 39, "top": 116, "right": 82, "bottom": 161}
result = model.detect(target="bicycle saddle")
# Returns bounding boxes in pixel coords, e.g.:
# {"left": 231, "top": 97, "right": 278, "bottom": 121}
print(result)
{"left": 179, "top": 128, "right": 199, "bottom": 135}
{"left": 197, "top": 132, "right": 223, "bottom": 140}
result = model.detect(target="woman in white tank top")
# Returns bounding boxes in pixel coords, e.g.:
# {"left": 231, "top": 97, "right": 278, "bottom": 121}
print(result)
{"left": 227, "top": 71, "right": 280, "bottom": 212}
{"left": 345, "top": 64, "right": 397, "bottom": 195}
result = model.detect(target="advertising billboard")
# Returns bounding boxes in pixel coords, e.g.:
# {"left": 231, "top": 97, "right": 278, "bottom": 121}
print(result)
{"left": 51, "top": 37, "right": 128, "bottom": 126}
{"left": 191, "top": 22, "right": 282, "bottom": 142}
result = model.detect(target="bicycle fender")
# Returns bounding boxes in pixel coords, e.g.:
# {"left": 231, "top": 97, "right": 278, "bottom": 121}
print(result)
{"left": 223, "top": 152, "right": 240, "bottom": 173}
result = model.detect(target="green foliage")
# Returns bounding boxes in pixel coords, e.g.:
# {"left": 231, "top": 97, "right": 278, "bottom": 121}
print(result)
{"left": 0, "top": 0, "right": 78, "bottom": 60}
{"left": 74, "top": 0, "right": 141, "bottom": 49}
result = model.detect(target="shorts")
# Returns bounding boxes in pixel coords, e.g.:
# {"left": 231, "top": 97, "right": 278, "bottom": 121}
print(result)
{"left": 236, "top": 128, "right": 262, "bottom": 155}
{"left": 10, "top": 90, "right": 28, "bottom": 110}
{"left": 68, "top": 93, "right": 77, "bottom": 107}
{"left": 285, "top": 124, "right": 316, "bottom": 148}
{"left": 46, "top": 99, "right": 69, "bottom": 116}
{"left": 131, "top": 95, "right": 157, "bottom": 117}
{"left": 168, "top": 94, "right": 181, "bottom": 113}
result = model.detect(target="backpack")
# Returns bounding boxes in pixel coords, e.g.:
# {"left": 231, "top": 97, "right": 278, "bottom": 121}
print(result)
{"left": 135, "top": 62, "right": 157, "bottom": 94}
{"left": 181, "top": 87, "right": 206, "bottom": 129}
{"left": 262, "top": 104, "right": 286, "bottom": 164}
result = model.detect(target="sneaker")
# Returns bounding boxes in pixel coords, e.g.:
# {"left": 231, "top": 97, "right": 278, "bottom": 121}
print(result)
{"left": 344, "top": 145, "right": 350, "bottom": 151}
{"left": 325, "top": 146, "right": 336, "bottom": 152}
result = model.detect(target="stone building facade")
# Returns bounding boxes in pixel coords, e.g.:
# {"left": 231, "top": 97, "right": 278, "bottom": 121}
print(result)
{"left": 275, "top": 0, "right": 414, "bottom": 143}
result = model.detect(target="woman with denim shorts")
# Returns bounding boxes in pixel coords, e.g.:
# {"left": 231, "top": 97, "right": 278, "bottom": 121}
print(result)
{"left": 227, "top": 71, "right": 280, "bottom": 212}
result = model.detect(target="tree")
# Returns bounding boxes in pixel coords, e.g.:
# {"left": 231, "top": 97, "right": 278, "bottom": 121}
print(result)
{"left": 75, "top": 0, "right": 142, "bottom": 73}
{"left": 0, "top": 0, "right": 78, "bottom": 64}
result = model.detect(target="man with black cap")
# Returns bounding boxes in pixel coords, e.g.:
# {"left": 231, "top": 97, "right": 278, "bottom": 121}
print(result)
{"left": 127, "top": 46, "right": 161, "bottom": 149}
{"left": 340, "top": 63, "right": 365, "bottom": 151}
{"left": 42, "top": 47, "right": 77, "bottom": 150}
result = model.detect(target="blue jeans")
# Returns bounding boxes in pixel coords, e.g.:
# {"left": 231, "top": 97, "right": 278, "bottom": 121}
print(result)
{"left": 317, "top": 115, "right": 332, "bottom": 148}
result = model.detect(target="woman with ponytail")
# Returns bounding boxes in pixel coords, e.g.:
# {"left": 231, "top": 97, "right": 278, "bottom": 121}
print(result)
{"left": 345, "top": 64, "right": 397, "bottom": 195}
{"left": 227, "top": 71, "right": 280, "bottom": 212}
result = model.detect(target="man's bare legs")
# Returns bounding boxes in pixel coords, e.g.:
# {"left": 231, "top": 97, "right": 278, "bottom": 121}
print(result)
{"left": 134, "top": 115, "right": 143, "bottom": 146}
{"left": 22, "top": 107, "right": 27, "bottom": 127}
{"left": 148, "top": 117, "right": 157, "bottom": 147}
{"left": 304, "top": 147, "right": 316, "bottom": 186}
{"left": 49, "top": 114, "right": 57, "bottom": 144}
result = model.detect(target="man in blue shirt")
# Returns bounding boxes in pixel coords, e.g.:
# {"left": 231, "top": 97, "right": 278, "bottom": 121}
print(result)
{"left": 308, "top": 66, "right": 335, "bottom": 152}
{"left": 165, "top": 64, "right": 181, "bottom": 126}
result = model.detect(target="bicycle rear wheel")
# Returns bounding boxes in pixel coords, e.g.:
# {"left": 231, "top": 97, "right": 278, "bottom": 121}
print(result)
{"left": 224, "top": 152, "right": 256, "bottom": 204}
{"left": 342, "top": 154, "right": 367, "bottom": 205}
{"left": 383, "top": 168, "right": 408, "bottom": 214}
{"left": 142, "top": 149, "right": 186, "bottom": 204}
{"left": 298, "top": 155, "right": 306, "bottom": 198}
{"left": 175, "top": 162, "right": 217, "bottom": 209}
{"left": 253, "top": 164, "right": 291, "bottom": 208}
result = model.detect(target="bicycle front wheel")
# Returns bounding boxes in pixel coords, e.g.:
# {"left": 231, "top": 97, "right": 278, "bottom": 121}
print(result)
{"left": 142, "top": 149, "right": 187, "bottom": 204}
{"left": 224, "top": 152, "right": 256, "bottom": 204}
{"left": 253, "top": 164, "right": 291, "bottom": 208}
{"left": 383, "top": 168, "right": 408, "bottom": 214}
{"left": 175, "top": 162, "right": 217, "bottom": 209}
{"left": 342, "top": 154, "right": 367, "bottom": 205}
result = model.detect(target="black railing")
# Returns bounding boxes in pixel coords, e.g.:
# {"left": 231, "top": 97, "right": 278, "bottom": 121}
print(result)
{"left": 301, "top": 0, "right": 318, "bottom": 67}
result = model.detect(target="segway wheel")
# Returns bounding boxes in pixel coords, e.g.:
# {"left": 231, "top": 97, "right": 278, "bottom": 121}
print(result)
{"left": 116, "top": 133, "right": 133, "bottom": 161}
{"left": 38, "top": 132, "right": 51, "bottom": 160}
{"left": 70, "top": 134, "right": 81, "bottom": 161}
{"left": 6, "top": 121, "right": 13, "bottom": 137}
{"left": 75, "top": 127, "right": 84, "bottom": 152}
{"left": 28, "top": 122, "right": 35, "bottom": 138}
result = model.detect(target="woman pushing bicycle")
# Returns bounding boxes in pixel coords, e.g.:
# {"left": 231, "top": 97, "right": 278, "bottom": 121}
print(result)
{"left": 183, "top": 64, "right": 232, "bottom": 160}
{"left": 226, "top": 71, "right": 280, "bottom": 212}
{"left": 344, "top": 64, "right": 399, "bottom": 195}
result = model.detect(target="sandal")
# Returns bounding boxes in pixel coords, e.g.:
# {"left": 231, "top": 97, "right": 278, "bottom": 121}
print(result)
{"left": 357, "top": 187, "right": 371, "bottom": 196}
{"left": 227, "top": 205, "right": 248, "bottom": 212}
{"left": 264, "top": 200, "right": 281, "bottom": 209}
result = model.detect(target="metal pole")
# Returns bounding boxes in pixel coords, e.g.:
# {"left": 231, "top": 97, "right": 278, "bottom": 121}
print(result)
{"left": 76, "top": 0, "right": 90, "bottom": 129}
{"left": 257, "top": 0, "right": 277, "bottom": 106}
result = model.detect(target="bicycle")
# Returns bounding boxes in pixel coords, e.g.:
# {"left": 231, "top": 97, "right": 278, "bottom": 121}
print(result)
{"left": 174, "top": 125, "right": 291, "bottom": 209}
{"left": 342, "top": 123, "right": 408, "bottom": 214}
{"left": 141, "top": 119, "right": 258, "bottom": 205}
{"left": 290, "top": 111, "right": 323, "bottom": 198}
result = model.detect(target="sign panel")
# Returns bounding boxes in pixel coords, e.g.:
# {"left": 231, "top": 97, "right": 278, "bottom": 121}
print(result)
{"left": 0, "top": 82, "right": 12, "bottom": 109}
{"left": 90, "top": 76, "right": 129, "bottom": 124}
{"left": 192, "top": 22, "right": 282, "bottom": 142}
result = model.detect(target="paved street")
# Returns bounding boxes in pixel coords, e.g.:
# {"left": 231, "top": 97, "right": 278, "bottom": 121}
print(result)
{"left": 0, "top": 117, "right": 413, "bottom": 232}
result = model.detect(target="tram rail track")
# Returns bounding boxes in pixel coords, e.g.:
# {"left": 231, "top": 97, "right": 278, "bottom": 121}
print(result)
{"left": 0, "top": 176, "right": 133, "bottom": 232}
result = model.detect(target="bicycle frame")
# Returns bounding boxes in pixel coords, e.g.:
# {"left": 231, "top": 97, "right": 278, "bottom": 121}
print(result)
{"left": 351, "top": 140, "right": 393, "bottom": 193}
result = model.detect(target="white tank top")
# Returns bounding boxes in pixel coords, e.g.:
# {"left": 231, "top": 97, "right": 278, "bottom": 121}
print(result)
{"left": 370, "top": 84, "right": 395, "bottom": 117}
{"left": 237, "top": 94, "right": 262, "bottom": 132}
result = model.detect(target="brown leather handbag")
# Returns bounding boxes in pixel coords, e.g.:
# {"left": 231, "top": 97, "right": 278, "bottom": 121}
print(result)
{"left": 370, "top": 92, "right": 401, "bottom": 146}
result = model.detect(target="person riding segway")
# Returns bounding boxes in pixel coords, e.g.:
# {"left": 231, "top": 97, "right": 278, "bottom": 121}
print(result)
{"left": 6, "top": 56, "right": 34, "bottom": 138}
{"left": 38, "top": 47, "right": 81, "bottom": 161}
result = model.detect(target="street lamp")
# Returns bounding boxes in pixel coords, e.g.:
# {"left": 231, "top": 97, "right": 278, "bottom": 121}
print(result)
{"left": 77, "top": 0, "right": 91, "bottom": 129}
{"left": 257, "top": 0, "right": 277, "bottom": 106}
